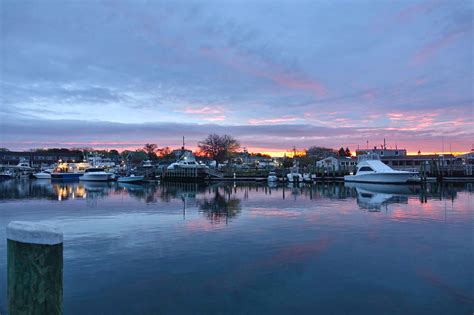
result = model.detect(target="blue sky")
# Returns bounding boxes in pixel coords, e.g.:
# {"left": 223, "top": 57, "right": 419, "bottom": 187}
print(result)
{"left": 0, "top": 0, "right": 472, "bottom": 154}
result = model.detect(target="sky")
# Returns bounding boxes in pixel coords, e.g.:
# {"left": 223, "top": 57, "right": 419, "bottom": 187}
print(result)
{"left": 0, "top": 0, "right": 473, "bottom": 156}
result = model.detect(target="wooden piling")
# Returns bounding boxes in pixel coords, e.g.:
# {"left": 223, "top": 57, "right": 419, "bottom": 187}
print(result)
{"left": 7, "top": 221, "right": 63, "bottom": 315}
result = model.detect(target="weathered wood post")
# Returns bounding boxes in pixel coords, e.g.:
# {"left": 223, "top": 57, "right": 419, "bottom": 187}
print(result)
{"left": 7, "top": 221, "right": 63, "bottom": 315}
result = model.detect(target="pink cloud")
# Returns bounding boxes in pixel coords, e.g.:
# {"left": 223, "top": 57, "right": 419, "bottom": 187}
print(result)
{"left": 412, "top": 27, "right": 470, "bottom": 66}
{"left": 362, "top": 89, "right": 377, "bottom": 101}
{"left": 200, "top": 47, "right": 327, "bottom": 98}
{"left": 394, "top": 1, "right": 438, "bottom": 23}
{"left": 205, "top": 115, "right": 226, "bottom": 122}
{"left": 181, "top": 106, "right": 224, "bottom": 115}
{"left": 269, "top": 72, "right": 327, "bottom": 97}
{"left": 415, "top": 78, "right": 427, "bottom": 86}
{"left": 248, "top": 116, "right": 301, "bottom": 125}
{"left": 178, "top": 105, "right": 227, "bottom": 122}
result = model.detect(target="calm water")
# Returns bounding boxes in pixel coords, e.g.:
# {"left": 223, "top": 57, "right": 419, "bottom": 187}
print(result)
{"left": 0, "top": 180, "right": 472, "bottom": 314}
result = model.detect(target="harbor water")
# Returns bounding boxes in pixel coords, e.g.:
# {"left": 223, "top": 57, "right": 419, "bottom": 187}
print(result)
{"left": 0, "top": 180, "right": 472, "bottom": 314}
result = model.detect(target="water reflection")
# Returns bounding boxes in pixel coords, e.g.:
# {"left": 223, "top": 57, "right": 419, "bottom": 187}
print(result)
{"left": 344, "top": 182, "right": 419, "bottom": 211}
{"left": 0, "top": 180, "right": 472, "bottom": 314}
{"left": 0, "top": 179, "right": 471, "bottom": 214}
{"left": 197, "top": 186, "right": 241, "bottom": 223}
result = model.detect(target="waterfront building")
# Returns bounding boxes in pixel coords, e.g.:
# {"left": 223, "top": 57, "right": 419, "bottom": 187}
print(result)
{"left": 356, "top": 148, "right": 407, "bottom": 157}
{"left": 316, "top": 156, "right": 357, "bottom": 171}
{"left": 0, "top": 151, "right": 84, "bottom": 167}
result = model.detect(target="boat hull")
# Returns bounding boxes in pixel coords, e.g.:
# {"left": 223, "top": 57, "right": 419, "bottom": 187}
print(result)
{"left": 267, "top": 176, "right": 278, "bottom": 182}
{"left": 79, "top": 174, "right": 113, "bottom": 181}
{"left": 344, "top": 172, "right": 418, "bottom": 184}
{"left": 34, "top": 173, "right": 51, "bottom": 179}
{"left": 117, "top": 176, "right": 144, "bottom": 183}
{"left": 51, "top": 173, "right": 83, "bottom": 181}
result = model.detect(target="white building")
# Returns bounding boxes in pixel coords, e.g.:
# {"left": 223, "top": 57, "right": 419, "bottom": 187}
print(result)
{"left": 316, "top": 156, "right": 356, "bottom": 171}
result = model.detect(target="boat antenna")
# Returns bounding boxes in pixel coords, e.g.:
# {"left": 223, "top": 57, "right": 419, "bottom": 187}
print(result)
{"left": 182, "top": 136, "right": 185, "bottom": 151}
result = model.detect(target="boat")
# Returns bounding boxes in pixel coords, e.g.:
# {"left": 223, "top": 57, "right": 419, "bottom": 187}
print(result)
{"left": 0, "top": 170, "right": 13, "bottom": 180}
{"left": 117, "top": 175, "right": 145, "bottom": 183}
{"left": 51, "top": 162, "right": 89, "bottom": 181}
{"left": 344, "top": 154, "right": 420, "bottom": 184}
{"left": 267, "top": 171, "right": 278, "bottom": 182}
{"left": 167, "top": 152, "right": 208, "bottom": 170}
{"left": 286, "top": 166, "right": 303, "bottom": 183}
{"left": 79, "top": 168, "right": 114, "bottom": 181}
{"left": 16, "top": 159, "right": 33, "bottom": 170}
{"left": 303, "top": 173, "right": 315, "bottom": 182}
{"left": 33, "top": 169, "right": 53, "bottom": 179}
{"left": 142, "top": 160, "right": 153, "bottom": 168}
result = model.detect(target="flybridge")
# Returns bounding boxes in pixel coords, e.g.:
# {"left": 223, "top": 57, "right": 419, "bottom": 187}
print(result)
{"left": 357, "top": 154, "right": 381, "bottom": 162}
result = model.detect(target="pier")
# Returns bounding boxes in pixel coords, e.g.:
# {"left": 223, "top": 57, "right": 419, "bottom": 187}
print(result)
{"left": 160, "top": 167, "right": 209, "bottom": 182}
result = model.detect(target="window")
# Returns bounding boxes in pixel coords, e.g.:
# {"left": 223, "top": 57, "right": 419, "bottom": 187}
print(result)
{"left": 359, "top": 166, "right": 374, "bottom": 172}
{"left": 395, "top": 151, "right": 399, "bottom": 155}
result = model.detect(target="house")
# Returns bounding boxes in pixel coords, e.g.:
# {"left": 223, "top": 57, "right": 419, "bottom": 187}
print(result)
{"left": 316, "top": 156, "right": 357, "bottom": 171}
{"left": 316, "top": 156, "right": 338, "bottom": 170}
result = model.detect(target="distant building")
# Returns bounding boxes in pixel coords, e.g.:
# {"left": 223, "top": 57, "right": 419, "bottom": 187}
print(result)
{"left": 316, "top": 156, "right": 357, "bottom": 171}
{"left": 171, "top": 148, "right": 192, "bottom": 158}
{"left": 356, "top": 148, "right": 407, "bottom": 157}
{"left": 381, "top": 154, "right": 458, "bottom": 171}
{"left": 457, "top": 151, "right": 474, "bottom": 165}
{"left": 0, "top": 151, "right": 83, "bottom": 166}
{"left": 233, "top": 152, "right": 277, "bottom": 169}
{"left": 306, "top": 147, "right": 337, "bottom": 159}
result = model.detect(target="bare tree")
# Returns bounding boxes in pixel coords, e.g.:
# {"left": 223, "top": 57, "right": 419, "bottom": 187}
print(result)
{"left": 198, "top": 134, "right": 240, "bottom": 168}
{"left": 143, "top": 143, "right": 158, "bottom": 160}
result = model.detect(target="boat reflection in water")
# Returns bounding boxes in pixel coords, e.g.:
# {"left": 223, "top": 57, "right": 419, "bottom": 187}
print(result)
{"left": 344, "top": 182, "right": 421, "bottom": 211}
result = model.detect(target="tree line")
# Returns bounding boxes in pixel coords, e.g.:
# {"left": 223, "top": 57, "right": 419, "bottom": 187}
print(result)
{"left": 1, "top": 134, "right": 354, "bottom": 167}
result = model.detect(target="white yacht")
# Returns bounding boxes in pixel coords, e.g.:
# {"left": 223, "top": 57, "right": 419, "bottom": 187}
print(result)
{"left": 16, "top": 159, "right": 32, "bottom": 169}
{"left": 344, "top": 154, "right": 420, "bottom": 184}
{"left": 267, "top": 171, "right": 278, "bottom": 182}
{"left": 79, "top": 168, "right": 114, "bottom": 181}
{"left": 303, "top": 173, "right": 316, "bottom": 182}
{"left": 33, "top": 169, "right": 53, "bottom": 179}
{"left": 142, "top": 160, "right": 153, "bottom": 168}
{"left": 167, "top": 152, "right": 208, "bottom": 170}
{"left": 286, "top": 166, "right": 303, "bottom": 183}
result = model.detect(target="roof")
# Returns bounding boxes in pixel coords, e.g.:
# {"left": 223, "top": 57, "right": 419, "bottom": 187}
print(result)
{"left": 365, "top": 160, "right": 394, "bottom": 172}
{"left": 381, "top": 154, "right": 455, "bottom": 160}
